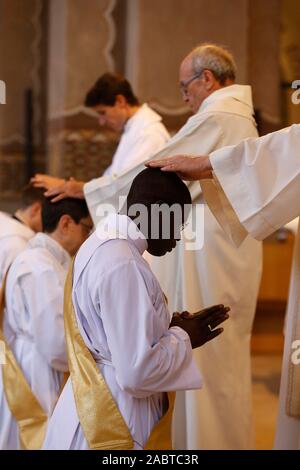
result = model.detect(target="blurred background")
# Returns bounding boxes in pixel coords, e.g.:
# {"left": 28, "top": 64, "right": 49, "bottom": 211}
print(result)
{"left": 1, "top": 0, "right": 300, "bottom": 448}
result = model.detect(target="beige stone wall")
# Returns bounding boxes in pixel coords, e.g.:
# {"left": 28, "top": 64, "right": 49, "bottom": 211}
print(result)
{"left": 0, "top": 0, "right": 46, "bottom": 204}
{"left": 0, "top": 0, "right": 38, "bottom": 143}
{"left": 249, "top": 0, "right": 281, "bottom": 133}
{"left": 47, "top": 0, "right": 117, "bottom": 176}
{"left": 126, "top": 0, "right": 249, "bottom": 116}
{"left": 125, "top": 0, "right": 281, "bottom": 134}
{"left": 0, "top": 0, "right": 285, "bottom": 206}
{"left": 48, "top": 0, "right": 116, "bottom": 119}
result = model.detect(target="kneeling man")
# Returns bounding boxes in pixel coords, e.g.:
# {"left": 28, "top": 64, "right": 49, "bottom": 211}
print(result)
{"left": 43, "top": 168, "right": 229, "bottom": 450}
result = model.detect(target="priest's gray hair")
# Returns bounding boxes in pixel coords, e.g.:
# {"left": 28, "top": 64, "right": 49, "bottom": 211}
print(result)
{"left": 190, "top": 44, "right": 236, "bottom": 85}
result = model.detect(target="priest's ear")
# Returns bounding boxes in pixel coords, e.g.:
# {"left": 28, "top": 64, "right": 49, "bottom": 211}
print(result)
{"left": 28, "top": 200, "right": 42, "bottom": 217}
{"left": 202, "top": 69, "right": 217, "bottom": 91}
{"left": 57, "top": 214, "right": 74, "bottom": 234}
{"left": 115, "top": 94, "right": 127, "bottom": 108}
{"left": 28, "top": 201, "right": 42, "bottom": 232}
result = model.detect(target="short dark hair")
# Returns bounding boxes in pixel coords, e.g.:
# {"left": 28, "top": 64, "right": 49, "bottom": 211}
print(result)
{"left": 84, "top": 73, "right": 139, "bottom": 107}
{"left": 20, "top": 184, "right": 45, "bottom": 208}
{"left": 42, "top": 197, "right": 90, "bottom": 233}
{"left": 126, "top": 168, "right": 192, "bottom": 226}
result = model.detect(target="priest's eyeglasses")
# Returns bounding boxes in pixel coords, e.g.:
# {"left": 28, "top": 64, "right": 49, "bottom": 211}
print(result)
{"left": 179, "top": 70, "right": 204, "bottom": 96}
{"left": 79, "top": 222, "right": 94, "bottom": 235}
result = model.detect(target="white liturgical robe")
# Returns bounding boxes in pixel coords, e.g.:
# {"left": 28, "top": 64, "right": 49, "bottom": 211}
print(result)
{"left": 43, "top": 214, "right": 202, "bottom": 450}
{"left": 0, "top": 211, "right": 34, "bottom": 285}
{"left": 0, "top": 233, "right": 70, "bottom": 450}
{"left": 83, "top": 85, "right": 262, "bottom": 450}
{"left": 103, "top": 103, "right": 169, "bottom": 177}
{"left": 149, "top": 85, "right": 263, "bottom": 450}
{"left": 204, "top": 123, "right": 300, "bottom": 449}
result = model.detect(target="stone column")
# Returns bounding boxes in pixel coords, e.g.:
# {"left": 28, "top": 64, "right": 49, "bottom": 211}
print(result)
{"left": 125, "top": 0, "right": 249, "bottom": 132}
{"left": 0, "top": 0, "right": 46, "bottom": 204}
{"left": 248, "top": 0, "right": 282, "bottom": 134}
{"left": 47, "top": 0, "right": 118, "bottom": 179}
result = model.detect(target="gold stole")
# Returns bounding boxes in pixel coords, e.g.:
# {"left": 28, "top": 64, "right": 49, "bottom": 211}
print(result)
{"left": 0, "top": 272, "right": 48, "bottom": 449}
{"left": 64, "top": 260, "right": 175, "bottom": 450}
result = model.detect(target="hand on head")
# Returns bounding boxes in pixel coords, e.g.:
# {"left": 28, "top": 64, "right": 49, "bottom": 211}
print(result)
{"left": 30, "top": 174, "right": 65, "bottom": 191}
{"left": 146, "top": 155, "right": 213, "bottom": 181}
{"left": 31, "top": 174, "right": 85, "bottom": 202}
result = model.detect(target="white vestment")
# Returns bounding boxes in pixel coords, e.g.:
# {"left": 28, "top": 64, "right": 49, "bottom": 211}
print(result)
{"left": 43, "top": 214, "right": 202, "bottom": 450}
{"left": 0, "top": 233, "right": 69, "bottom": 449}
{"left": 83, "top": 85, "right": 262, "bottom": 450}
{"left": 0, "top": 211, "right": 34, "bottom": 285}
{"left": 103, "top": 103, "right": 170, "bottom": 177}
{"left": 148, "top": 85, "right": 263, "bottom": 450}
{"left": 204, "top": 123, "right": 300, "bottom": 449}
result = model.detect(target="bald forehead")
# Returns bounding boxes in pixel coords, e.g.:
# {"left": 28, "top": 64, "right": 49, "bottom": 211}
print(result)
{"left": 179, "top": 55, "right": 194, "bottom": 79}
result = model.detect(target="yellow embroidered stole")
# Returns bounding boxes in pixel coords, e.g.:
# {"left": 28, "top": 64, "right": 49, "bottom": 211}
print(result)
{"left": 64, "top": 260, "right": 175, "bottom": 450}
{"left": 0, "top": 271, "right": 48, "bottom": 450}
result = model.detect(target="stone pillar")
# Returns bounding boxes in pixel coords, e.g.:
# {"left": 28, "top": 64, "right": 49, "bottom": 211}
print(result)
{"left": 0, "top": 0, "right": 285, "bottom": 200}
{"left": 125, "top": 0, "right": 249, "bottom": 131}
{"left": 248, "top": 0, "right": 282, "bottom": 134}
{"left": 47, "top": 0, "right": 118, "bottom": 179}
{"left": 0, "top": 0, "right": 46, "bottom": 204}
{"left": 123, "top": 0, "right": 282, "bottom": 135}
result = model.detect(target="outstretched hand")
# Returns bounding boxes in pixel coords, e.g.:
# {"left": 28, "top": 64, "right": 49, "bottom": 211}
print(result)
{"left": 31, "top": 173, "right": 85, "bottom": 202}
{"left": 170, "top": 304, "right": 230, "bottom": 349}
{"left": 146, "top": 155, "right": 213, "bottom": 181}
{"left": 43, "top": 178, "right": 85, "bottom": 202}
{"left": 30, "top": 173, "right": 65, "bottom": 191}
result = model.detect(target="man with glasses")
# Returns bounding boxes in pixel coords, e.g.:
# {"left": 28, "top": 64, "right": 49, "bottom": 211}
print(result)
{"left": 146, "top": 43, "right": 263, "bottom": 450}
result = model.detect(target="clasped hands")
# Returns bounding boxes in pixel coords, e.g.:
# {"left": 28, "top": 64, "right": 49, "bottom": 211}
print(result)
{"left": 170, "top": 304, "right": 230, "bottom": 349}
